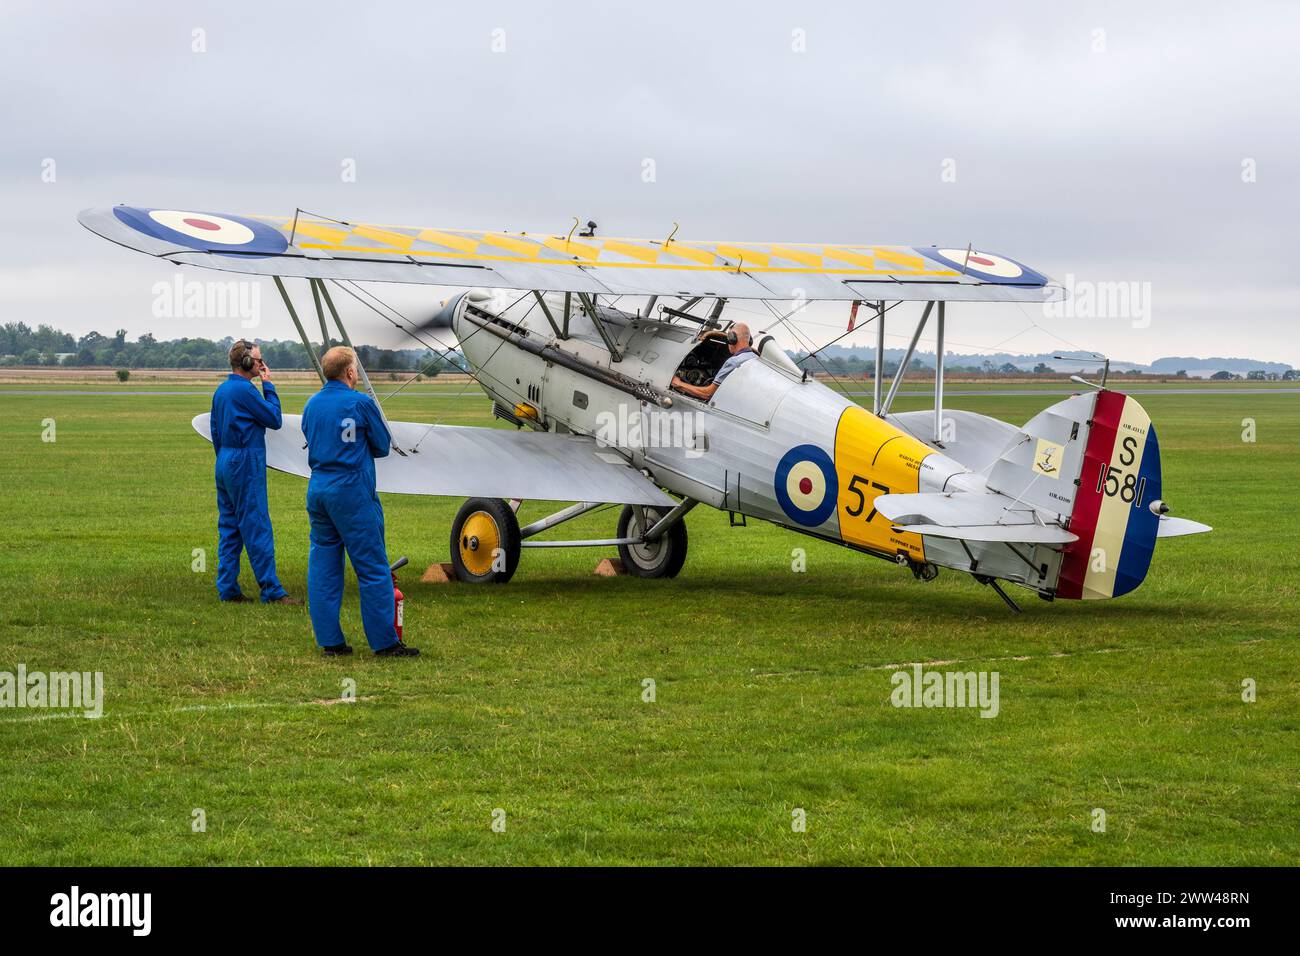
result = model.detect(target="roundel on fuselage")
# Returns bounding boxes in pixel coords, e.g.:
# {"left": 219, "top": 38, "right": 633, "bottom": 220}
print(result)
{"left": 774, "top": 444, "right": 838, "bottom": 527}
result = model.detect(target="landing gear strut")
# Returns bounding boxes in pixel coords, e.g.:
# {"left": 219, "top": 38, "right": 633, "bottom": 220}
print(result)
{"left": 450, "top": 496, "right": 694, "bottom": 583}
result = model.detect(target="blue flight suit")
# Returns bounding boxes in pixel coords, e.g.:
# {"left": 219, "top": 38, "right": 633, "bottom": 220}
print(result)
{"left": 210, "top": 374, "right": 288, "bottom": 602}
{"left": 301, "top": 380, "right": 398, "bottom": 651}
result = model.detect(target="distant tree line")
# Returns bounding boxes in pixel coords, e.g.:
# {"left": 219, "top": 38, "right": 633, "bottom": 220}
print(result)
{"left": 0, "top": 322, "right": 465, "bottom": 373}
{"left": 796, "top": 353, "right": 1039, "bottom": 376}
{"left": 794, "top": 351, "right": 1299, "bottom": 380}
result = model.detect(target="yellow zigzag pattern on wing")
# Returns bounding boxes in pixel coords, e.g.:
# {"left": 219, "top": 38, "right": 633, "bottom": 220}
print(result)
{"left": 267, "top": 218, "right": 957, "bottom": 277}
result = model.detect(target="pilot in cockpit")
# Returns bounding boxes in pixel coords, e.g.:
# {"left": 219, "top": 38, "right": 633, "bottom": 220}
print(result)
{"left": 671, "top": 323, "right": 757, "bottom": 402}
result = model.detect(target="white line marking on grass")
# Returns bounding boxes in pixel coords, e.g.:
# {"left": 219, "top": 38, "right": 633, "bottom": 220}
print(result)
{"left": 0, "top": 695, "right": 378, "bottom": 724}
{"left": 859, "top": 647, "right": 1129, "bottom": 672}
{"left": 752, "top": 638, "right": 1268, "bottom": 678}
{"left": 170, "top": 695, "right": 377, "bottom": 713}
{"left": 0, "top": 711, "right": 93, "bottom": 724}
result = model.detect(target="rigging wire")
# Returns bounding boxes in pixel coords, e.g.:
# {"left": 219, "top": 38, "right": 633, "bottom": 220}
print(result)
{"left": 758, "top": 297, "right": 859, "bottom": 398}
{"left": 324, "top": 280, "right": 488, "bottom": 432}
{"left": 800, "top": 300, "right": 904, "bottom": 363}
{"left": 332, "top": 280, "right": 614, "bottom": 449}
{"left": 333, "top": 279, "right": 460, "bottom": 358}
{"left": 724, "top": 292, "right": 1098, "bottom": 369}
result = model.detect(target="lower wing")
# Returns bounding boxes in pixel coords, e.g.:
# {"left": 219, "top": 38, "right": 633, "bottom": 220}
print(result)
{"left": 193, "top": 414, "right": 675, "bottom": 507}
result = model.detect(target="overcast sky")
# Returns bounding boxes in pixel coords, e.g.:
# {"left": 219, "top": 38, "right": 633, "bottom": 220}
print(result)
{"left": 2, "top": 0, "right": 1296, "bottom": 364}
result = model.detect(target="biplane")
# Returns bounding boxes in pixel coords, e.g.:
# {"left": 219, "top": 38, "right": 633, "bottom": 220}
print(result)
{"left": 78, "top": 205, "right": 1210, "bottom": 610}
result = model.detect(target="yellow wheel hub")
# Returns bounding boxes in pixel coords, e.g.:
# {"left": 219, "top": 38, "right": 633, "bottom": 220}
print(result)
{"left": 459, "top": 511, "right": 501, "bottom": 576}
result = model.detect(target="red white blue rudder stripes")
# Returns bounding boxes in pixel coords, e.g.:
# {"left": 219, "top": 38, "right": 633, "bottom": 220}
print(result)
{"left": 1058, "top": 391, "right": 1162, "bottom": 600}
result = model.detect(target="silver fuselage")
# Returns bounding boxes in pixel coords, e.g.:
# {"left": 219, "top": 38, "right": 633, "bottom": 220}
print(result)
{"left": 451, "top": 292, "right": 1062, "bottom": 589}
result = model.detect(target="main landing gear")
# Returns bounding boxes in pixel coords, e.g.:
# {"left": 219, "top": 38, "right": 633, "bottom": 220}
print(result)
{"left": 447, "top": 497, "right": 696, "bottom": 584}
{"left": 616, "top": 505, "right": 688, "bottom": 578}
{"left": 449, "top": 497, "right": 522, "bottom": 584}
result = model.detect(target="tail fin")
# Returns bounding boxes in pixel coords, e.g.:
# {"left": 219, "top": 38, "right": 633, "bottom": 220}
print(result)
{"left": 1055, "top": 391, "right": 1162, "bottom": 599}
{"left": 979, "top": 389, "right": 1162, "bottom": 599}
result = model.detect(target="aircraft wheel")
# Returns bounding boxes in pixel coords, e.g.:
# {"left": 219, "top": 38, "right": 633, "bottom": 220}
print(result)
{"left": 616, "top": 505, "right": 688, "bottom": 578}
{"left": 450, "top": 498, "right": 521, "bottom": 584}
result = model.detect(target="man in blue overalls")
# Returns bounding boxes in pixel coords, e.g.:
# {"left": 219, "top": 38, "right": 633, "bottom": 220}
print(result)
{"left": 301, "top": 346, "right": 418, "bottom": 657}
{"left": 209, "top": 339, "right": 299, "bottom": 604}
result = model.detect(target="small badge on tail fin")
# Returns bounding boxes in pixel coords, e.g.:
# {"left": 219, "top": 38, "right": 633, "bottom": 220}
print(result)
{"left": 1033, "top": 438, "right": 1065, "bottom": 478}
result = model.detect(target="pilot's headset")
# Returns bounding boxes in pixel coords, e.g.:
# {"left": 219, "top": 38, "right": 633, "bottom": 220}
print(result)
{"left": 235, "top": 339, "right": 257, "bottom": 372}
{"left": 726, "top": 328, "right": 752, "bottom": 348}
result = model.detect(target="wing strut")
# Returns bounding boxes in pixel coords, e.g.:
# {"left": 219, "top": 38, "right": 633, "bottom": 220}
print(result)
{"left": 272, "top": 275, "right": 404, "bottom": 457}
{"left": 934, "top": 301, "right": 946, "bottom": 445}
{"left": 308, "top": 279, "right": 331, "bottom": 346}
{"left": 881, "top": 301, "right": 935, "bottom": 417}
{"left": 577, "top": 292, "right": 622, "bottom": 361}
{"left": 532, "top": 291, "right": 564, "bottom": 339}
{"left": 272, "top": 276, "right": 326, "bottom": 383}
{"left": 872, "top": 302, "right": 886, "bottom": 414}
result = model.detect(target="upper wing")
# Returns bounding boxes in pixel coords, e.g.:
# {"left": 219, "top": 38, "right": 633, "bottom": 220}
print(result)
{"left": 192, "top": 413, "right": 675, "bottom": 507}
{"left": 80, "top": 205, "right": 1064, "bottom": 302}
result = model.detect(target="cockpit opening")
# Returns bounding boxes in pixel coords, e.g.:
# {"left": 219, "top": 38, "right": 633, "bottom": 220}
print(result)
{"left": 669, "top": 325, "right": 761, "bottom": 403}
{"left": 672, "top": 335, "right": 731, "bottom": 387}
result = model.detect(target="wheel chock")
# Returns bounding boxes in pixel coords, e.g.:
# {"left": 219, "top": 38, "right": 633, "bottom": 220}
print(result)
{"left": 593, "top": 558, "right": 627, "bottom": 577}
{"left": 421, "top": 562, "right": 458, "bottom": 584}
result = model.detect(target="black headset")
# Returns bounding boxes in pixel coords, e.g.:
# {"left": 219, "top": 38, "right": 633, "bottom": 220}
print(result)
{"left": 234, "top": 339, "right": 257, "bottom": 372}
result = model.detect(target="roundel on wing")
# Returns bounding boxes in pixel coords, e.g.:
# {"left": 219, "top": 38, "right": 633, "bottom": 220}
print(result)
{"left": 774, "top": 444, "right": 838, "bottom": 527}
{"left": 112, "top": 206, "right": 289, "bottom": 258}
{"left": 915, "top": 247, "right": 1046, "bottom": 285}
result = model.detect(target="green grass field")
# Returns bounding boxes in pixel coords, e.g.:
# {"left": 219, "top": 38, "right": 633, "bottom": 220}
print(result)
{"left": 0, "top": 381, "right": 1296, "bottom": 865}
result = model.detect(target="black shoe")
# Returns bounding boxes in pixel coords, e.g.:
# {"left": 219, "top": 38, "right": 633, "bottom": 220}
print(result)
{"left": 221, "top": 594, "right": 252, "bottom": 603}
{"left": 374, "top": 642, "right": 419, "bottom": 658}
{"left": 321, "top": 643, "right": 353, "bottom": 656}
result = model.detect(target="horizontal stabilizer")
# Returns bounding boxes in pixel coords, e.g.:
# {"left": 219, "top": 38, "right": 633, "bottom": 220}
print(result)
{"left": 892, "top": 522, "right": 1077, "bottom": 544}
{"left": 874, "top": 490, "right": 1045, "bottom": 527}
{"left": 192, "top": 413, "right": 675, "bottom": 507}
{"left": 1157, "top": 516, "right": 1213, "bottom": 538}
{"left": 874, "top": 491, "right": 1074, "bottom": 545}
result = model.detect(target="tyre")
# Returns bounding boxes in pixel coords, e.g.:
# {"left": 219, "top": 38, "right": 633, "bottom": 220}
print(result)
{"left": 450, "top": 497, "right": 521, "bottom": 584}
{"left": 616, "top": 504, "right": 688, "bottom": 578}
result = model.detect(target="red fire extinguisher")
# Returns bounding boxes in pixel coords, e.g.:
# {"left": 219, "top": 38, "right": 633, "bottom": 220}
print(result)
{"left": 390, "top": 556, "right": 409, "bottom": 640}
